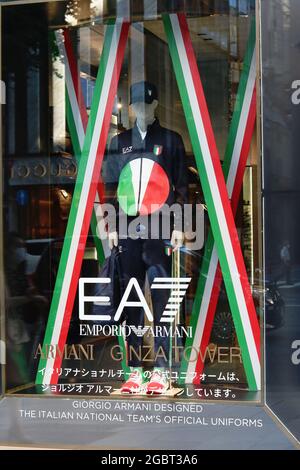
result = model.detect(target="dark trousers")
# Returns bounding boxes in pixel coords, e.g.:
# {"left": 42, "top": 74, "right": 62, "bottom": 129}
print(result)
{"left": 118, "top": 237, "right": 172, "bottom": 367}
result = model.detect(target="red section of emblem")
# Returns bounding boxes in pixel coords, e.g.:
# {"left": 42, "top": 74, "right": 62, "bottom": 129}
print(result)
{"left": 139, "top": 161, "right": 170, "bottom": 215}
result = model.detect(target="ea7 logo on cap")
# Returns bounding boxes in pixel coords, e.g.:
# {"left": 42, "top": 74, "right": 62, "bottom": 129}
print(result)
{"left": 153, "top": 145, "right": 163, "bottom": 156}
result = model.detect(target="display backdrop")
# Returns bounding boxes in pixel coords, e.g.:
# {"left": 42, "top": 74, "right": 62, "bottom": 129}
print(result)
{"left": 34, "top": 13, "right": 260, "bottom": 391}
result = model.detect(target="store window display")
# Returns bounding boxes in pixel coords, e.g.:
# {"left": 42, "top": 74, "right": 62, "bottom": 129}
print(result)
{"left": 1, "top": 1, "right": 262, "bottom": 401}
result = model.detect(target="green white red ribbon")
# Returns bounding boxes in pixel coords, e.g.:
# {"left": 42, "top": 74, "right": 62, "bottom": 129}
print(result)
{"left": 55, "top": 27, "right": 129, "bottom": 378}
{"left": 163, "top": 13, "right": 260, "bottom": 390}
{"left": 180, "top": 20, "right": 257, "bottom": 385}
{"left": 54, "top": 29, "right": 108, "bottom": 262}
{"left": 36, "top": 20, "right": 129, "bottom": 385}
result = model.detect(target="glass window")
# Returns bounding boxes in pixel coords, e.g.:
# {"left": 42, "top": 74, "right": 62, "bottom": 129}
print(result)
{"left": 1, "top": 0, "right": 262, "bottom": 402}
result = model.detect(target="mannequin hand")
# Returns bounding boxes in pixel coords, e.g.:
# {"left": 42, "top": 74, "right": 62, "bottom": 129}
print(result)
{"left": 108, "top": 231, "right": 118, "bottom": 250}
{"left": 171, "top": 230, "right": 184, "bottom": 251}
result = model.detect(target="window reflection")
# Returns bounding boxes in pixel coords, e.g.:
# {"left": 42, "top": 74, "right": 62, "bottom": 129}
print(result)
{"left": 2, "top": 1, "right": 260, "bottom": 401}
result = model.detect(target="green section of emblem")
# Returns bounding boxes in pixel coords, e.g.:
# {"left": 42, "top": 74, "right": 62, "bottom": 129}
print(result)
{"left": 117, "top": 162, "right": 137, "bottom": 215}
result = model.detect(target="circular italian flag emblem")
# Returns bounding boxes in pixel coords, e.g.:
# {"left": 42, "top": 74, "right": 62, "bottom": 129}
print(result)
{"left": 117, "top": 157, "right": 170, "bottom": 215}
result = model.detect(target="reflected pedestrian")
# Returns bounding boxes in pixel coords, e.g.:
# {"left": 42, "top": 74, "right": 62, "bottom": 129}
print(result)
{"left": 280, "top": 241, "right": 293, "bottom": 285}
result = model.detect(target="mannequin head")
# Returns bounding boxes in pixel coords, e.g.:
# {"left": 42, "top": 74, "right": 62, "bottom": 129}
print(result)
{"left": 131, "top": 100, "right": 158, "bottom": 132}
{"left": 129, "top": 81, "right": 158, "bottom": 132}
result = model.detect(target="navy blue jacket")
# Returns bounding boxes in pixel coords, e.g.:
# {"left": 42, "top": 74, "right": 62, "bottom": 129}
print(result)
{"left": 102, "top": 119, "right": 188, "bottom": 232}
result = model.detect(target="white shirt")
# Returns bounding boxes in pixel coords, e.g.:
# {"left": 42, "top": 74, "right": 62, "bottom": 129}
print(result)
{"left": 136, "top": 122, "right": 147, "bottom": 141}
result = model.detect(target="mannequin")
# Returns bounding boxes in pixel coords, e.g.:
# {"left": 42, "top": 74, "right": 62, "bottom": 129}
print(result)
{"left": 108, "top": 99, "right": 184, "bottom": 251}
{"left": 103, "top": 81, "right": 188, "bottom": 394}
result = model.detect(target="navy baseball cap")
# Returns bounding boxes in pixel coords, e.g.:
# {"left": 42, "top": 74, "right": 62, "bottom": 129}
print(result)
{"left": 129, "top": 81, "right": 158, "bottom": 104}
